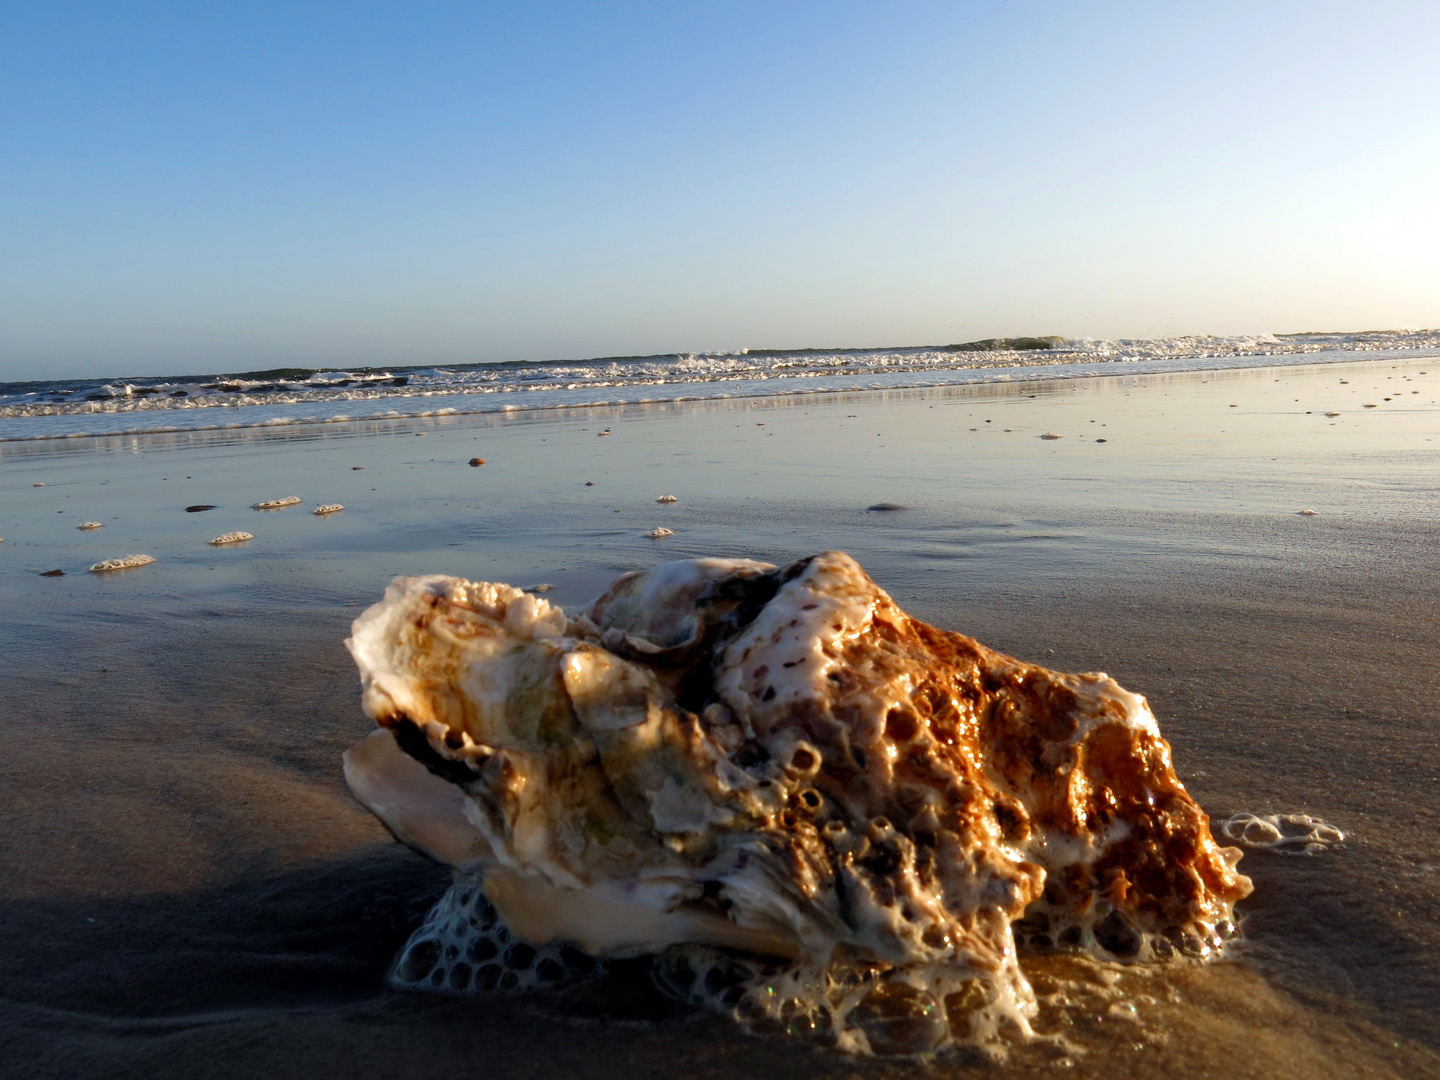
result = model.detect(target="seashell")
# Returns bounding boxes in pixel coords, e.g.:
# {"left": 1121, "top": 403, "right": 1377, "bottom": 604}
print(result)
{"left": 343, "top": 552, "right": 1250, "bottom": 1055}
{"left": 656, "top": 495, "right": 678, "bottom": 503}
{"left": 33, "top": 483, "right": 45, "bottom": 487}
{"left": 89, "top": 554, "right": 156, "bottom": 572}
{"left": 643, "top": 527, "right": 674, "bottom": 538}
{"left": 1297, "top": 509, "right": 1317, "bottom": 516}
{"left": 209, "top": 532, "right": 254, "bottom": 545}
{"left": 78, "top": 522, "right": 103, "bottom": 530}
{"left": 313, "top": 504, "right": 344, "bottom": 515}
{"left": 1039, "top": 433, "right": 1061, "bottom": 440}
{"left": 1324, "top": 411, "right": 1340, "bottom": 417}
{"left": 185, "top": 505, "right": 217, "bottom": 512}
{"left": 252, "top": 496, "right": 301, "bottom": 510}
{"left": 468, "top": 458, "right": 485, "bottom": 467}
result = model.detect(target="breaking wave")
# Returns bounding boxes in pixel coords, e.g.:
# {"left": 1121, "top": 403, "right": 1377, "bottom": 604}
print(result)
{"left": 3, "top": 329, "right": 1437, "bottom": 441}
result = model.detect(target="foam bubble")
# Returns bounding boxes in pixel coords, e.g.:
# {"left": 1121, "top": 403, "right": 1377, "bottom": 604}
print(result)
{"left": 1217, "top": 813, "right": 1344, "bottom": 856}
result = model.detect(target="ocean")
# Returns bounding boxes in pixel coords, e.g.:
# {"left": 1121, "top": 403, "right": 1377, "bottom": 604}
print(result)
{"left": 4, "top": 329, "right": 1439, "bottom": 442}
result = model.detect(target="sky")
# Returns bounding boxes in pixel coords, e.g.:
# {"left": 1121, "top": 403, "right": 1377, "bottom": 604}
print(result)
{"left": 3, "top": 1, "right": 1439, "bottom": 380}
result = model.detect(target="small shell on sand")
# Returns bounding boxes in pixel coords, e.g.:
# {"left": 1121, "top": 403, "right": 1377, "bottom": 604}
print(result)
{"left": 656, "top": 495, "right": 678, "bottom": 503}
{"left": 1039, "top": 433, "right": 1061, "bottom": 440}
{"left": 89, "top": 554, "right": 156, "bottom": 573}
{"left": 1325, "top": 412, "right": 1341, "bottom": 417}
{"left": 468, "top": 458, "right": 485, "bottom": 467}
{"left": 185, "top": 505, "right": 217, "bottom": 513}
{"left": 643, "top": 527, "right": 675, "bottom": 538}
{"left": 1297, "top": 509, "right": 1317, "bottom": 516}
{"left": 313, "top": 504, "right": 344, "bottom": 515}
{"left": 598, "top": 429, "right": 611, "bottom": 437}
{"left": 1363, "top": 404, "right": 1378, "bottom": 408}
{"left": 78, "top": 522, "right": 104, "bottom": 530}
{"left": 33, "top": 483, "right": 44, "bottom": 487}
{"left": 252, "top": 497, "right": 302, "bottom": 510}
{"left": 209, "top": 532, "right": 254, "bottom": 545}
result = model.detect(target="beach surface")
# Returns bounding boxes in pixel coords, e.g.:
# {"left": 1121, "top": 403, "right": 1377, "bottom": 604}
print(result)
{"left": 3, "top": 358, "right": 1440, "bottom": 1078}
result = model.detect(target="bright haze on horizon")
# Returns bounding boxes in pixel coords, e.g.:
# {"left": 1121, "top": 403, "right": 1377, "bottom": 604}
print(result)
{"left": 3, "top": 2, "right": 1438, "bottom": 381}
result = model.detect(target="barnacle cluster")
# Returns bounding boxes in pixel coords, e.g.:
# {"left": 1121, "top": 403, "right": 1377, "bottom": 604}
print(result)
{"left": 344, "top": 552, "right": 1251, "bottom": 1054}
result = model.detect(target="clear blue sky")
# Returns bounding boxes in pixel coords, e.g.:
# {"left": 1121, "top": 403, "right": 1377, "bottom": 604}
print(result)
{"left": 3, "top": 1, "right": 1437, "bottom": 379}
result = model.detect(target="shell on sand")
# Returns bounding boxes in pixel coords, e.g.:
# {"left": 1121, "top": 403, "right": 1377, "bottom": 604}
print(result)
{"left": 209, "top": 532, "right": 254, "bottom": 545}
{"left": 343, "top": 552, "right": 1250, "bottom": 1054}
{"left": 89, "top": 554, "right": 156, "bottom": 572}
{"left": 643, "top": 527, "right": 675, "bottom": 538}
{"left": 313, "top": 504, "right": 344, "bottom": 515}
{"left": 656, "top": 495, "right": 678, "bottom": 503}
{"left": 252, "top": 496, "right": 302, "bottom": 510}
{"left": 78, "top": 522, "right": 104, "bottom": 530}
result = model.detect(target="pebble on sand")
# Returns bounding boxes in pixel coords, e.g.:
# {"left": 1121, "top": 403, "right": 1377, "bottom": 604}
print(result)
{"left": 644, "top": 527, "right": 675, "bottom": 538}
{"left": 598, "top": 429, "right": 611, "bottom": 437}
{"left": 185, "top": 505, "right": 217, "bottom": 513}
{"left": 209, "top": 532, "right": 254, "bottom": 545}
{"left": 1039, "top": 433, "right": 1061, "bottom": 440}
{"left": 89, "top": 554, "right": 156, "bottom": 572}
{"left": 584, "top": 481, "right": 594, "bottom": 486}
{"left": 656, "top": 494, "right": 678, "bottom": 503}
{"left": 468, "top": 458, "right": 485, "bottom": 466}
{"left": 1298, "top": 510, "right": 1318, "bottom": 516}
{"left": 352, "top": 466, "right": 365, "bottom": 470}
{"left": 1363, "top": 404, "right": 1378, "bottom": 408}
{"left": 313, "top": 504, "right": 344, "bottom": 515}
{"left": 40, "top": 569, "right": 65, "bottom": 577}
{"left": 1325, "top": 412, "right": 1341, "bottom": 417}
{"left": 33, "top": 483, "right": 44, "bottom": 487}
{"left": 252, "top": 497, "right": 302, "bottom": 510}
{"left": 78, "top": 522, "right": 104, "bottom": 530}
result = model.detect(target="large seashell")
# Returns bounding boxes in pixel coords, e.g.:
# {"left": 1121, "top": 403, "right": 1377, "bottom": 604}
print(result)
{"left": 344, "top": 553, "right": 1250, "bottom": 1054}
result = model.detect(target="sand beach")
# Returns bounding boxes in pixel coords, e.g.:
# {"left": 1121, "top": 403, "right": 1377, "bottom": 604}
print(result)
{"left": 3, "top": 357, "right": 1440, "bottom": 1078}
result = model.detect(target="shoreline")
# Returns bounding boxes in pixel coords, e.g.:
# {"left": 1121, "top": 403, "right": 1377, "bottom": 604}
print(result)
{"left": 3, "top": 346, "right": 1438, "bottom": 444}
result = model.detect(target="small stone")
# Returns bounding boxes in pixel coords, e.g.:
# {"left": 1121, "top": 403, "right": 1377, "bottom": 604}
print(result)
{"left": 77, "top": 522, "right": 103, "bottom": 530}
{"left": 41, "top": 569, "right": 65, "bottom": 577}
{"left": 33, "top": 483, "right": 44, "bottom": 487}
{"left": 656, "top": 495, "right": 678, "bottom": 503}
{"left": 1297, "top": 509, "right": 1317, "bottom": 516}
{"left": 1039, "top": 433, "right": 1061, "bottom": 440}
{"left": 1325, "top": 412, "right": 1340, "bottom": 418}
{"left": 469, "top": 458, "right": 485, "bottom": 466}
{"left": 584, "top": 481, "right": 594, "bottom": 486}
{"left": 644, "top": 527, "right": 675, "bottom": 538}
{"left": 352, "top": 466, "right": 364, "bottom": 470}
{"left": 185, "top": 505, "right": 217, "bottom": 513}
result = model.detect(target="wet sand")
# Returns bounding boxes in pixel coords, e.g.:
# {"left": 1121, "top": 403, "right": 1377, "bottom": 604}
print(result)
{"left": 3, "top": 359, "right": 1439, "bottom": 1078}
